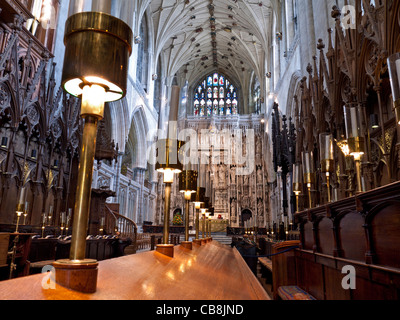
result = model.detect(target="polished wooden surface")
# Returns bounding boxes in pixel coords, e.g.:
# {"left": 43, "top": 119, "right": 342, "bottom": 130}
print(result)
{"left": 0, "top": 241, "right": 269, "bottom": 300}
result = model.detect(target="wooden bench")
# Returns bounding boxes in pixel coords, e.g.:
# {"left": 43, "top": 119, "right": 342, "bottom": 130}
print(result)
{"left": 277, "top": 286, "right": 316, "bottom": 300}
{"left": 258, "top": 256, "right": 273, "bottom": 289}
{"left": 258, "top": 257, "right": 273, "bottom": 272}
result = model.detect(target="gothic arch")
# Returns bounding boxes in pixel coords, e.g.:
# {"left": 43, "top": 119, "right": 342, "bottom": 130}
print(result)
{"left": 285, "top": 70, "right": 303, "bottom": 119}
{"left": 124, "top": 106, "right": 149, "bottom": 170}
{"left": 107, "top": 98, "right": 129, "bottom": 153}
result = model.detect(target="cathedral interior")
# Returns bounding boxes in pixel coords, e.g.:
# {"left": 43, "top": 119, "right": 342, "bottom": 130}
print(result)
{"left": 0, "top": 0, "right": 399, "bottom": 303}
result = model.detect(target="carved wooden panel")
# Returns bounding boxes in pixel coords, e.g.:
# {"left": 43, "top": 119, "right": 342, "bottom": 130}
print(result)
{"left": 338, "top": 211, "right": 366, "bottom": 262}
{"left": 368, "top": 202, "right": 400, "bottom": 268}
{"left": 317, "top": 217, "right": 335, "bottom": 255}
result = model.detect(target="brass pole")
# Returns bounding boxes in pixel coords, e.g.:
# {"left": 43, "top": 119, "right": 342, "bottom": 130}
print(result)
{"left": 326, "top": 174, "right": 331, "bottom": 203}
{"left": 195, "top": 208, "right": 199, "bottom": 240}
{"left": 69, "top": 115, "right": 99, "bottom": 261}
{"left": 295, "top": 194, "right": 299, "bottom": 213}
{"left": 354, "top": 158, "right": 362, "bottom": 193}
{"left": 307, "top": 186, "right": 312, "bottom": 209}
{"left": 184, "top": 198, "right": 190, "bottom": 242}
{"left": 163, "top": 183, "right": 172, "bottom": 244}
{"left": 202, "top": 215, "right": 205, "bottom": 239}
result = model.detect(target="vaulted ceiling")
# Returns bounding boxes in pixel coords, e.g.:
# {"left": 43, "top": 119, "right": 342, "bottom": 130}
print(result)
{"left": 141, "top": 0, "right": 276, "bottom": 89}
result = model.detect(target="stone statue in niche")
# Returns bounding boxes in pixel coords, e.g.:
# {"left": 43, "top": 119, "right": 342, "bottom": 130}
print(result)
{"left": 244, "top": 174, "right": 249, "bottom": 186}
{"left": 230, "top": 199, "right": 236, "bottom": 217}
{"left": 256, "top": 135, "right": 261, "bottom": 155}
{"left": 218, "top": 165, "right": 225, "bottom": 186}
{"left": 257, "top": 167, "right": 263, "bottom": 183}
{"left": 230, "top": 168, "right": 236, "bottom": 184}
{"left": 257, "top": 201, "right": 263, "bottom": 215}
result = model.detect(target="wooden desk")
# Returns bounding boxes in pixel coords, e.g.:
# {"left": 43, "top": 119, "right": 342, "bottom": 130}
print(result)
{"left": 0, "top": 241, "right": 270, "bottom": 300}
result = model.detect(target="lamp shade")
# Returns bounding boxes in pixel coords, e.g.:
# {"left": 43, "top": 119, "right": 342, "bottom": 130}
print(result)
{"left": 370, "top": 114, "right": 379, "bottom": 129}
{"left": 302, "top": 151, "right": 315, "bottom": 184}
{"left": 191, "top": 187, "right": 206, "bottom": 204}
{"left": 179, "top": 170, "right": 198, "bottom": 193}
{"left": 343, "top": 105, "right": 365, "bottom": 156}
{"left": 292, "top": 163, "right": 302, "bottom": 194}
{"left": 61, "top": 12, "right": 133, "bottom": 102}
{"left": 155, "top": 139, "right": 183, "bottom": 173}
{"left": 319, "top": 133, "right": 334, "bottom": 173}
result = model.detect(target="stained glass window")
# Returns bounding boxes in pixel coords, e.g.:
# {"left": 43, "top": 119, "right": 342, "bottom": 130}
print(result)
{"left": 207, "top": 87, "right": 212, "bottom": 99}
{"left": 213, "top": 88, "right": 219, "bottom": 99}
{"left": 213, "top": 73, "right": 219, "bottom": 86}
{"left": 193, "top": 73, "right": 238, "bottom": 116}
{"left": 213, "top": 99, "right": 219, "bottom": 115}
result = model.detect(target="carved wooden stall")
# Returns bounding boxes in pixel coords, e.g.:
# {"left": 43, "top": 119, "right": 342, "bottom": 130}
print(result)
{"left": 268, "top": 2, "right": 400, "bottom": 300}
{"left": 0, "top": 0, "right": 81, "bottom": 231}
{"left": 0, "top": 1, "right": 132, "bottom": 279}
{"left": 274, "top": 1, "right": 400, "bottom": 218}
{"left": 290, "top": 181, "right": 400, "bottom": 300}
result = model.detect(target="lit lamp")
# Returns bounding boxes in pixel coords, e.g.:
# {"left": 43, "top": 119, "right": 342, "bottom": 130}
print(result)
{"left": 302, "top": 151, "right": 315, "bottom": 209}
{"left": 156, "top": 138, "right": 183, "bottom": 257}
{"left": 41, "top": 212, "right": 46, "bottom": 238}
{"left": 319, "top": 133, "right": 334, "bottom": 203}
{"left": 179, "top": 169, "right": 198, "bottom": 250}
{"left": 344, "top": 105, "right": 365, "bottom": 193}
{"left": 60, "top": 212, "right": 66, "bottom": 236}
{"left": 204, "top": 211, "right": 210, "bottom": 241}
{"left": 23, "top": 202, "right": 29, "bottom": 225}
{"left": 15, "top": 187, "right": 26, "bottom": 233}
{"left": 15, "top": 205, "right": 23, "bottom": 233}
{"left": 48, "top": 205, "right": 53, "bottom": 226}
{"left": 370, "top": 114, "right": 379, "bottom": 129}
{"left": 99, "top": 217, "right": 105, "bottom": 235}
{"left": 387, "top": 53, "right": 400, "bottom": 125}
{"left": 208, "top": 207, "right": 214, "bottom": 241}
{"left": 65, "top": 208, "right": 72, "bottom": 235}
{"left": 292, "top": 163, "right": 302, "bottom": 212}
{"left": 191, "top": 186, "right": 205, "bottom": 246}
{"left": 200, "top": 197, "right": 210, "bottom": 244}
{"left": 52, "top": 6, "right": 133, "bottom": 294}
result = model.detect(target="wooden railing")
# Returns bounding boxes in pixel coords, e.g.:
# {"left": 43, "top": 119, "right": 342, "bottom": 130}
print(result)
{"left": 136, "top": 233, "right": 151, "bottom": 252}
{"left": 104, "top": 205, "right": 137, "bottom": 244}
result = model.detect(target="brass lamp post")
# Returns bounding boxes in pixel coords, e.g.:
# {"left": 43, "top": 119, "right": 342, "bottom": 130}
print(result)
{"left": 191, "top": 187, "right": 205, "bottom": 246}
{"left": 179, "top": 170, "right": 198, "bottom": 250}
{"left": 15, "top": 187, "right": 25, "bottom": 233}
{"left": 207, "top": 207, "right": 214, "bottom": 241}
{"left": 204, "top": 211, "right": 209, "bottom": 241}
{"left": 156, "top": 138, "right": 183, "bottom": 257}
{"left": 388, "top": 53, "right": 400, "bottom": 125}
{"left": 302, "top": 151, "right": 315, "bottom": 209}
{"left": 344, "top": 105, "right": 365, "bottom": 193}
{"left": 192, "top": 159, "right": 206, "bottom": 246}
{"left": 52, "top": 8, "right": 132, "bottom": 294}
{"left": 319, "top": 133, "right": 334, "bottom": 203}
{"left": 292, "top": 163, "right": 302, "bottom": 212}
{"left": 200, "top": 197, "right": 210, "bottom": 245}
